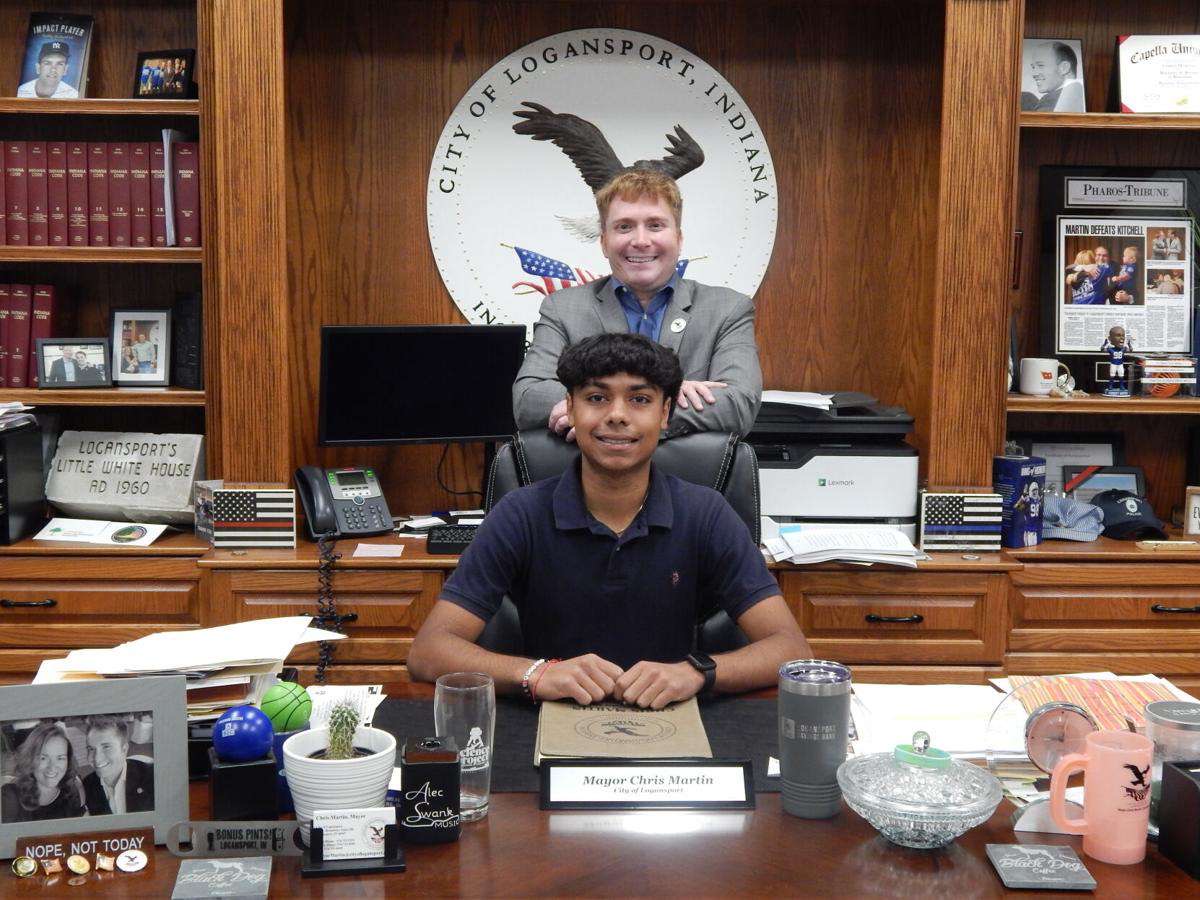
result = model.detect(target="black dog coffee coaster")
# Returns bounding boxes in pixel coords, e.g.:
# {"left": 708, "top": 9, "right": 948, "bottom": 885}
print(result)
{"left": 986, "top": 844, "right": 1097, "bottom": 891}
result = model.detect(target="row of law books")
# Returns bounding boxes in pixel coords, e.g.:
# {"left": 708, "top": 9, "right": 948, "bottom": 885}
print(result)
{"left": 0, "top": 284, "right": 57, "bottom": 388}
{"left": 1, "top": 132, "right": 199, "bottom": 249}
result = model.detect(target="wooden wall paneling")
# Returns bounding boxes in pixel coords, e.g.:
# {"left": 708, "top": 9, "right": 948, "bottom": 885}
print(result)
{"left": 925, "top": 0, "right": 1022, "bottom": 491}
{"left": 0, "top": 0, "right": 196, "bottom": 100}
{"left": 284, "top": 0, "right": 947, "bottom": 514}
{"left": 200, "top": 0, "right": 291, "bottom": 481}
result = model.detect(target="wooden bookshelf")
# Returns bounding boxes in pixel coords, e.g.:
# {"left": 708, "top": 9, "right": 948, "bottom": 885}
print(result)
{"left": 1007, "top": 394, "right": 1200, "bottom": 415}
{"left": 0, "top": 387, "right": 205, "bottom": 406}
{"left": 0, "top": 247, "right": 201, "bottom": 263}
{"left": 0, "top": 99, "right": 199, "bottom": 116}
{"left": 1020, "top": 112, "right": 1200, "bottom": 130}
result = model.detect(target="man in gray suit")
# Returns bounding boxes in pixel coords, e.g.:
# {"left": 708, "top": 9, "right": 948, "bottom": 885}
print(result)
{"left": 513, "top": 170, "right": 762, "bottom": 439}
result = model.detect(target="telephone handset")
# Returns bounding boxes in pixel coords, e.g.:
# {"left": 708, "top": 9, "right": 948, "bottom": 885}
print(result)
{"left": 294, "top": 465, "right": 394, "bottom": 540}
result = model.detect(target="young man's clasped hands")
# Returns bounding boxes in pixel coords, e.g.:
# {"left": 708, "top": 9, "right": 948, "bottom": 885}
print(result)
{"left": 530, "top": 653, "right": 704, "bottom": 710}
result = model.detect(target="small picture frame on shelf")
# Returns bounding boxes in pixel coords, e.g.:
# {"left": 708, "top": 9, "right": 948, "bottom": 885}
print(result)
{"left": 35, "top": 338, "right": 111, "bottom": 388}
{"left": 16, "top": 12, "right": 94, "bottom": 100}
{"left": 132, "top": 49, "right": 195, "bottom": 99}
{"left": 111, "top": 309, "right": 171, "bottom": 387}
{"left": 1020, "top": 39, "right": 1086, "bottom": 113}
{"left": 1063, "top": 465, "right": 1146, "bottom": 504}
{"left": 1186, "top": 485, "right": 1200, "bottom": 535}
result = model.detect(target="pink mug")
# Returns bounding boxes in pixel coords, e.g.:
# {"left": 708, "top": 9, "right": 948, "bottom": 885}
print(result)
{"left": 1049, "top": 729, "right": 1152, "bottom": 865}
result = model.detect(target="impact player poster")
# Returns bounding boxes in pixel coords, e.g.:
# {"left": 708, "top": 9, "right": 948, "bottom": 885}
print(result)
{"left": 16, "top": 13, "right": 93, "bottom": 99}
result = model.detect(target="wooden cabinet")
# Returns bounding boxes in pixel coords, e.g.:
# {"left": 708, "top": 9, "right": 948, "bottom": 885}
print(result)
{"left": 207, "top": 566, "right": 444, "bottom": 683}
{"left": 1008, "top": 563, "right": 1200, "bottom": 677}
{"left": 0, "top": 551, "right": 204, "bottom": 683}
{"left": 780, "top": 570, "right": 1007, "bottom": 666}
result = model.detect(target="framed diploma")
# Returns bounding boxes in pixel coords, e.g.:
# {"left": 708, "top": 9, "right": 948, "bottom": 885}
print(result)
{"left": 1117, "top": 35, "right": 1200, "bottom": 114}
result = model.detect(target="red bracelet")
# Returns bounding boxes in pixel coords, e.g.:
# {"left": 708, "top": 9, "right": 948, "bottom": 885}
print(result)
{"left": 529, "top": 658, "right": 560, "bottom": 703}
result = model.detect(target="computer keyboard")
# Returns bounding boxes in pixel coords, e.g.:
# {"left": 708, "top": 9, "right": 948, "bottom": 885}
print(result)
{"left": 426, "top": 524, "right": 479, "bottom": 555}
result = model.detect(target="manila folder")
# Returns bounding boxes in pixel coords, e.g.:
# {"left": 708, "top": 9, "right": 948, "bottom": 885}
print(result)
{"left": 535, "top": 698, "right": 713, "bottom": 765}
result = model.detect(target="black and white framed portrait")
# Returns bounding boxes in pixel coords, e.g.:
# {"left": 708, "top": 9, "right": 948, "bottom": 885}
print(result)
{"left": 35, "top": 338, "right": 111, "bottom": 389}
{"left": 1021, "top": 39, "right": 1086, "bottom": 113}
{"left": 0, "top": 677, "right": 186, "bottom": 857}
{"left": 111, "top": 309, "right": 171, "bottom": 387}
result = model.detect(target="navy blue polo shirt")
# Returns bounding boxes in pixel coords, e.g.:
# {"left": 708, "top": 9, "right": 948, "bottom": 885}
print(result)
{"left": 439, "top": 461, "right": 780, "bottom": 669}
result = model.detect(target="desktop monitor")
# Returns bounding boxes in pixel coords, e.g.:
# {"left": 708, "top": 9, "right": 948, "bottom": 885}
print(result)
{"left": 318, "top": 324, "right": 527, "bottom": 445}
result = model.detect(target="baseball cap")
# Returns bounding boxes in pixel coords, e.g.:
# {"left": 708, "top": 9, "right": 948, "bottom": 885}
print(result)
{"left": 38, "top": 41, "right": 69, "bottom": 60}
{"left": 1091, "top": 489, "right": 1167, "bottom": 540}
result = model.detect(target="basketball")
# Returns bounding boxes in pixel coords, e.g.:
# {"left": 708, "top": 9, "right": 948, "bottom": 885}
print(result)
{"left": 259, "top": 681, "right": 313, "bottom": 733}
{"left": 212, "top": 705, "right": 274, "bottom": 762}
{"left": 1148, "top": 371, "right": 1180, "bottom": 398}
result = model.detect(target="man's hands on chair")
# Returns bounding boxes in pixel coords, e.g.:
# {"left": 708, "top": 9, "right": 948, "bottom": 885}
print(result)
{"left": 536, "top": 654, "right": 704, "bottom": 709}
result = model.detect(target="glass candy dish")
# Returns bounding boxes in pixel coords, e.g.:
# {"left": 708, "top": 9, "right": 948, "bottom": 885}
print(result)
{"left": 837, "top": 731, "right": 1003, "bottom": 849}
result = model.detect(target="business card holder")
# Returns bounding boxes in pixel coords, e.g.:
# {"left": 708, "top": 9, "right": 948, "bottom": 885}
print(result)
{"left": 300, "top": 825, "right": 406, "bottom": 878}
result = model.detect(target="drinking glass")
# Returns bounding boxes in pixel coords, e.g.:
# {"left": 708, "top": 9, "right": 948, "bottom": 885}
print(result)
{"left": 434, "top": 672, "right": 495, "bottom": 822}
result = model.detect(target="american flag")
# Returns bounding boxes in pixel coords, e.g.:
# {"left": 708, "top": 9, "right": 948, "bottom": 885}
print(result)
{"left": 515, "top": 247, "right": 577, "bottom": 282}
{"left": 919, "top": 492, "right": 1003, "bottom": 551}
{"left": 511, "top": 246, "right": 694, "bottom": 298}
{"left": 213, "top": 488, "right": 296, "bottom": 548}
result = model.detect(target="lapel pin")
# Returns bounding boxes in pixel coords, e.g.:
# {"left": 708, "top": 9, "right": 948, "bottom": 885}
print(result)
{"left": 670, "top": 318, "right": 687, "bottom": 333}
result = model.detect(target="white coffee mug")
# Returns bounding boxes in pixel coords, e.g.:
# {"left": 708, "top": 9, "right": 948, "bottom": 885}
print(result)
{"left": 1020, "top": 357, "right": 1070, "bottom": 396}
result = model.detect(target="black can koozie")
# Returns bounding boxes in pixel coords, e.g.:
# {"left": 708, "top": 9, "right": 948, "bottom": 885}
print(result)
{"left": 399, "top": 736, "right": 462, "bottom": 843}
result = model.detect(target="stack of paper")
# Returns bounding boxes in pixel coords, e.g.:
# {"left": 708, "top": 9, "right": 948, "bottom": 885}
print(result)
{"left": 764, "top": 522, "right": 921, "bottom": 568}
{"left": 34, "top": 616, "right": 345, "bottom": 720}
{"left": 760, "top": 390, "right": 833, "bottom": 410}
{"left": 0, "top": 402, "right": 35, "bottom": 431}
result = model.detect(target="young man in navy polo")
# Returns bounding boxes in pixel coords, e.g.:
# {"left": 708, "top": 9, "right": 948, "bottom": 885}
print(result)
{"left": 408, "top": 333, "right": 810, "bottom": 709}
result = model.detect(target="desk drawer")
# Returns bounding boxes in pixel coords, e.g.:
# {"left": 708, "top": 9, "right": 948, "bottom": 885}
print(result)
{"left": 0, "top": 557, "right": 201, "bottom": 648}
{"left": 779, "top": 571, "right": 1005, "bottom": 664}
{"left": 1010, "top": 563, "right": 1200, "bottom": 652}
{"left": 224, "top": 569, "right": 441, "bottom": 664}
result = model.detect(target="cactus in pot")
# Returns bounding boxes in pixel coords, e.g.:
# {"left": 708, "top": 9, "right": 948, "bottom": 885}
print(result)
{"left": 326, "top": 701, "right": 360, "bottom": 760}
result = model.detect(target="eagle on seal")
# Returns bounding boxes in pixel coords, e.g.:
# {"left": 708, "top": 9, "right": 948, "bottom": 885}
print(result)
{"left": 512, "top": 101, "right": 705, "bottom": 241}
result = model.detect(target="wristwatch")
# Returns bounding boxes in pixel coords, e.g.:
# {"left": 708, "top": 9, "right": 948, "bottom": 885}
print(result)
{"left": 686, "top": 652, "right": 717, "bottom": 696}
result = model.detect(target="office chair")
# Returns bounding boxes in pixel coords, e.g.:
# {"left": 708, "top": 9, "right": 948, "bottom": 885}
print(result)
{"left": 478, "top": 430, "right": 762, "bottom": 655}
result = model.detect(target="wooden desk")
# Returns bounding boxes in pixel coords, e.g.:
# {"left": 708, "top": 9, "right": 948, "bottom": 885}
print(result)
{"left": 6, "top": 685, "right": 1193, "bottom": 897}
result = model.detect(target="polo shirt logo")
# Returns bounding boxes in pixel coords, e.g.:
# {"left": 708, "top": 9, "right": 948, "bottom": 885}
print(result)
{"left": 671, "top": 571, "right": 680, "bottom": 587}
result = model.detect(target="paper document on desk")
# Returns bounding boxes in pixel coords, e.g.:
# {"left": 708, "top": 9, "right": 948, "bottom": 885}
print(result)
{"left": 779, "top": 525, "right": 920, "bottom": 567}
{"left": 534, "top": 698, "right": 712, "bottom": 765}
{"left": 851, "top": 683, "right": 1016, "bottom": 759}
{"left": 307, "top": 685, "right": 386, "bottom": 727}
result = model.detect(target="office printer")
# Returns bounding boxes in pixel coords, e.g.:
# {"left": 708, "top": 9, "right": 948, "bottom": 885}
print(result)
{"left": 749, "top": 392, "right": 918, "bottom": 540}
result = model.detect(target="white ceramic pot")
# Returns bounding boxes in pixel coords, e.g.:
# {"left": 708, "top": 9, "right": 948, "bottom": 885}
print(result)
{"left": 282, "top": 725, "right": 396, "bottom": 836}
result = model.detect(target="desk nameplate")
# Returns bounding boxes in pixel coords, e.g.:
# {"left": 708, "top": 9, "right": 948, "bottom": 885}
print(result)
{"left": 539, "top": 758, "right": 755, "bottom": 810}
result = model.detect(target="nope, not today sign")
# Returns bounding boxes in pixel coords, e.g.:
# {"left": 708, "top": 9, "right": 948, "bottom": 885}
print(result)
{"left": 45, "top": 431, "right": 204, "bottom": 525}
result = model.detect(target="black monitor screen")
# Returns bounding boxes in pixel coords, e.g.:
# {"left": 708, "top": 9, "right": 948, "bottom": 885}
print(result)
{"left": 318, "top": 325, "right": 527, "bottom": 445}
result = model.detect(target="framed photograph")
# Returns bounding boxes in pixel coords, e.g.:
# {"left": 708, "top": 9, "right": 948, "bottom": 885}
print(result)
{"left": 1039, "top": 166, "right": 1200, "bottom": 373}
{"left": 0, "top": 676, "right": 187, "bottom": 858}
{"left": 132, "top": 49, "right": 195, "bottom": 99}
{"left": 1020, "top": 39, "right": 1086, "bottom": 113}
{"left": 16, "top": 12, "right": 93, "bottom": 100}
{"left": 35, "top": 338, "right": 111, "bottom": 389}
{"left": 1063, "top": 465, "right": 1146, "bottom": 504}
{"left": 111, "top": 309, "right": 171, "bottom": 387}
{"left": 1186, "top": 485, "right": 1200, "bottom": 535}
{"left": 1008, "top": 431, "right": 1123, "bottom": 496}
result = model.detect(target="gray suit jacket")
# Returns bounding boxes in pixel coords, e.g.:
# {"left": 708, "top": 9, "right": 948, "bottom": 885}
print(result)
{"left": 513, "top": 277, "right": 763, "bottom": 437}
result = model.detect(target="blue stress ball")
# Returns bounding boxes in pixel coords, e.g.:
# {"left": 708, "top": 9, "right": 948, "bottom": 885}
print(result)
{"left": 213, "top": 705, "right": 275, "bottom": 763}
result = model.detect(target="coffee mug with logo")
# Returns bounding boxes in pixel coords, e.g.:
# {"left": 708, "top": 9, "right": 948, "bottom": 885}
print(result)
{"left": 1049, "top": 730, "right": 1153, "bottom": 865}
{"left": 1019, "top": 358, "right": 1070, "bottom": 396}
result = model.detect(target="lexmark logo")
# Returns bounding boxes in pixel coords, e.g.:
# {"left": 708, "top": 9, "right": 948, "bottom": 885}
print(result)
{"left": 818, "top": 478, "right": 854, "bottom": 487}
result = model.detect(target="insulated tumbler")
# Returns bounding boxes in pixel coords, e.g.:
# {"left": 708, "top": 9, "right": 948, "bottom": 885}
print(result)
{"left": 778, "top": 659, "right": 852, "bottom": 818}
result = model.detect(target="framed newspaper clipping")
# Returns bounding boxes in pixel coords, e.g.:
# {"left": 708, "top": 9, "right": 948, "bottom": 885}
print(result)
{"left": 1040, "top": 167, "right": 1199, "bottom": 384}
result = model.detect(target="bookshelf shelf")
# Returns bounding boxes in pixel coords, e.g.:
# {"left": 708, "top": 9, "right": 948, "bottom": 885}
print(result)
{"left": 1020, "top": 112, "right": 1200, "bottom": 131}
{"left": 0, "top": 387, "right": 205, "bottom": 407}
{"left": 1006, "top": 393, "right": 1200, "bottom": 415}
{"left": 0, "top": 247, "right": 201, "bottom": 263}
{"left": 0, "top": 99, "right": 199, "bottom": 116}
